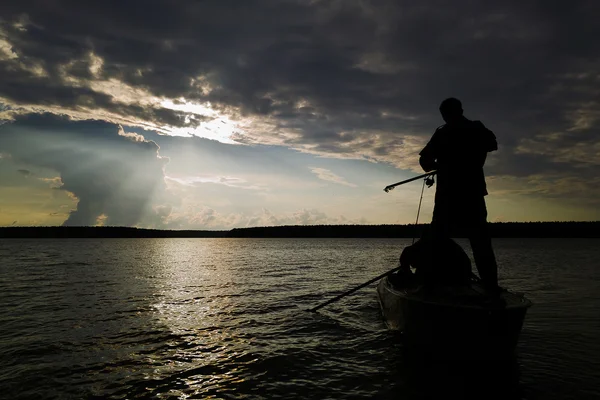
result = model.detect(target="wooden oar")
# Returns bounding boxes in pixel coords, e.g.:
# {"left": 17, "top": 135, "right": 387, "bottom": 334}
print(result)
{"left": 308, "top": 265, "right": 404, "bottom": 312}
{"left": 384, "top": 171, "right": 436, "bottom": 193}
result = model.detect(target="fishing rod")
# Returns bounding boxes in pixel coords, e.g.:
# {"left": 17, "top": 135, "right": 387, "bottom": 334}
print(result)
{"left": 308, "top": 172, "right": 436, "bottom": 312}
{"left": 384, "top": 170, "right": 436, "bottom": 193}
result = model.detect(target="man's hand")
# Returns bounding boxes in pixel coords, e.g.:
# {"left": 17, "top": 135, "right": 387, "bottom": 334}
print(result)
{"left": 419, "top": 155, "right": 437, "bottom": 172}
{"left": 425, "top": 175, "right": 435, "bottom": 188}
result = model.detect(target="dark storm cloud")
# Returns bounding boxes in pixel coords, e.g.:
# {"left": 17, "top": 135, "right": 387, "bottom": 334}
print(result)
{"left": 0, "top": 113, "right": 170, "bottom": 226}
{"left": 0, "top": 58, "right": 197, "bottom": 128}
{"left": 0, "top": 0, "right": 599, "bottom": 175}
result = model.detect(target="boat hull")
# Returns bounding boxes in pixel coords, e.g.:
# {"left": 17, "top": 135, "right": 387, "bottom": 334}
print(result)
{"left": 377, "top": 277, "right": 532, "bottom": 359}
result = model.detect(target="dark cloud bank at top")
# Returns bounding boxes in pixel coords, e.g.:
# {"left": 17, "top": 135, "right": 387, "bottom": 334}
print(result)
{"left": 1, "top": 1, "right": 599, "bottom": 159}
{"left": 0, "top": 0, "right": 599, "bottom": 214}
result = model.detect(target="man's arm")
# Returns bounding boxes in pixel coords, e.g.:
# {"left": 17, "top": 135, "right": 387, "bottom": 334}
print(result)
{"left": 474, "top": 121, "right": 497, "bottom": 152}
{"left": 419, "top": 130, "right": 440, "bottom": 172}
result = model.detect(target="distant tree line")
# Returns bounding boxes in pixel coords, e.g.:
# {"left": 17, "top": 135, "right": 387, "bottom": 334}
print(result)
{"left": 227, "top": 221, "right": 600, "bottom": 238}
{"left": 1, "top": 221, "right": 598, "bottom": 238}
{"left": 0, "top": 226, "right": 227, "bottom": 238}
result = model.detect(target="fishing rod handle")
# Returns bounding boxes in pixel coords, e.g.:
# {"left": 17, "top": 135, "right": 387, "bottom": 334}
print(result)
{"left": 384, "top": 171, "right": 436, "bottom": 192}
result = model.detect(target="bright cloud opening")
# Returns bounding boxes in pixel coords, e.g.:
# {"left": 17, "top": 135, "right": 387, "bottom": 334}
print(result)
{"left": 161, "top": 99, "right": 244, "bottom": 143}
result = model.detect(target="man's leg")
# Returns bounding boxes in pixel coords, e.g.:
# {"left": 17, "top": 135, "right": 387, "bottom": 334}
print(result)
{"left": 430, "top": 198, "right": 451, "bottom": 239}
{"left": 429, "top": 199, "right": 454, "bottom": 283}
{"left": 468, "top": 197, "right": 499, "bottom": 291}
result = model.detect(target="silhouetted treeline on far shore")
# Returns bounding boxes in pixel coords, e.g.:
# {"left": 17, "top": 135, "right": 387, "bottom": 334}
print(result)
{"left": 0, "top": 226, "right": 227, "bottom": 238}
{"left": 1, "top": 221, "right": 599, "bottom": 238}
{"left": 228, "top": 221, "right": 600, "bottom": 238}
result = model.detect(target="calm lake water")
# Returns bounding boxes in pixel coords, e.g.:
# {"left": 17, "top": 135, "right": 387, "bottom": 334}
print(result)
{"left": 0, "top": 238, "right": 599, "bottom": 399}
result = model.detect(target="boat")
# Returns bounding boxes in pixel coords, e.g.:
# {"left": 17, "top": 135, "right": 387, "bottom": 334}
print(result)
{"left": 376, "top": 275, "right": 532, "bottom": 358}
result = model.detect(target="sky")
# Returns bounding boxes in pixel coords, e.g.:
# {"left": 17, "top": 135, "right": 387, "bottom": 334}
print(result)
{"left": 0, "top": 0, "right": 599, "bottom": 229}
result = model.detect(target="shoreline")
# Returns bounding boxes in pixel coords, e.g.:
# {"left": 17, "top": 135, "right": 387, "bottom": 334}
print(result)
{"left": 1, "top": 221, "right": 599, "bottom": 238}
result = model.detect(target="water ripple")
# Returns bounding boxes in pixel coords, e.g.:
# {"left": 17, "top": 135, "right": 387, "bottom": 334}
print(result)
{"left": 0, "top": 238, "right": 599, "bottom": 399}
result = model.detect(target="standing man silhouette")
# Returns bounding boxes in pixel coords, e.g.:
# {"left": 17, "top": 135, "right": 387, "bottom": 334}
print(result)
{"left": 419, "top": 98, "right": 500, "bottom": 293}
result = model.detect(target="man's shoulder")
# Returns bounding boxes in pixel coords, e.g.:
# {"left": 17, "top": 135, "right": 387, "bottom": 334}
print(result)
{"left": 431, "top": 124, "right": 447, "bottom": 137}
{"left": 470, "top": 119, "right": 486, "bottom": 128}
{"left": 467, "top": 119, "right": 497, "bottom": 151}
{"left": 422, "top": 124, "right": 445, "bottom": 147}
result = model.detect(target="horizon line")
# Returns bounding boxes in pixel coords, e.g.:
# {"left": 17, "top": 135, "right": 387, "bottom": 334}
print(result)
{"left": 2, "top": 220, "right": 599, "bottom": 232}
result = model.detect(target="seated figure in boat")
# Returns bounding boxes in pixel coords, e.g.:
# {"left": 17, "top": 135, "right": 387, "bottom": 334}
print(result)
{"left": 390, "top": 229, "right": 472, "bottom": 287}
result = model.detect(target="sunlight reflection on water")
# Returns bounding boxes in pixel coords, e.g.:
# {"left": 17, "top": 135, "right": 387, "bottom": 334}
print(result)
{"left": 0, "top": 238, "right": 599, "bottom": 399}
